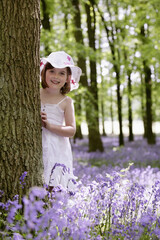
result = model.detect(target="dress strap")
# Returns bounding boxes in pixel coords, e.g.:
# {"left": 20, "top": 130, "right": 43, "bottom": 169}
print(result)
{"left": 57, "top": 96, "right": 67, "bottom": 105}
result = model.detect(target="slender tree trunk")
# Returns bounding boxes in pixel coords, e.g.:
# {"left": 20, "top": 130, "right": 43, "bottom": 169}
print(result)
{"left": 71, "top": 0, "right": 88, "bottom": 88}
{"left": 96, "top": 1, "right": 124, "bottom": 146}
{"left": 101, "top": 100, "right": 106, "bottom": 136}
{"left": 85, "top": 1, "right": 103, "bottom": 151}
{"left": 41, "top": 0, "right": 51, "bottom": 55}
{"left": 0, "top": 0, "right": 43, "bottom": 201}
{"left": 123, "top": 45, "right": 134, "bottom": 142}
{"left": 140, "top": 25, "right": 155, "bottom": 144}
{"left": 74, "top": 94, "right": 83, "bottom": 140}
{"left": 98, "top": 26, "right": 106, "bottom": 137}
{"left": 71, "top": 0, "right": 87, "bottom": 140}
{"left": 110, "top": 90, "right": 114, "bottom": 134}
{"left": 140, "top": 73, "right": 147, "bottom": 138}
{"left": 115, "top": 68, "right": 124, "bottom": 145}
{"left": 143, "top": 61, "right": 155, "bottom": 144}
{"left": 41, "top": 0, "right": 51, "bottom": 31}
{"left": 127, "top": 71, "right": 134, "bottom": 141}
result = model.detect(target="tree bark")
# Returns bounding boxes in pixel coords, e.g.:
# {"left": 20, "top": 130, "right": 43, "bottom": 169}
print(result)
{"left": 74, "top": 94, "right": 83, "bottom": 140}
{"left": 0, "top": 0, "right": 43, "bottom": 201}
{"left": 123, "top": 43, "right": 134, "bottom": 142}
{"left": 40, "top": 0, "right": 51, "bottom": 55}
{"left": 71, "top": 0, "right": 87, "bottom": 140}
{"left": 101, "top": 100, "right": 106, "bottom": 136}
{"left": 99, "top": 44, "right": 107, "bottom": 137}
{"left": 71, "top": 0, "right": 88, "bottom": 88}
{"left": 140, "top": 25, "right": 155, "bottom": 144}
{"left": 85, "top": 1, "right": 104, "bottom": 152}
{"left": 110, "top": 90, "right": 114, "bottom": 135}
{"left": 143, "top": 61, "right": 155, "bottom": 144}
{"left": 127, "top": 70, "right": 134, "bottom": 141}
{"left": 41, "top": 0, "right": 51, "bottom": 31}
{"left": 115, "top": 68, "right": 124, "bottom": 145}
{"left": 140, "top": 73, "right": 147, "bottom": 138}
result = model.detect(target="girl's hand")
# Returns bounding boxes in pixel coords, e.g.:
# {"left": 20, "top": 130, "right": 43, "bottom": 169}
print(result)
{"left": 41, "top": 111, "right": 48, "bottom": 128}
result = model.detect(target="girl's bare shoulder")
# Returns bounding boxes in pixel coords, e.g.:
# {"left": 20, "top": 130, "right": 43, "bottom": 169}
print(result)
{"left": 63, "top": 96, "right": 74, "bottom": 111}
{"left": 66, "top": 96, "right": 73, "bottom": 104}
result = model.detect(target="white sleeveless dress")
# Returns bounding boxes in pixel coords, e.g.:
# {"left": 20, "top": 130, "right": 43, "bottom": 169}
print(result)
{"left": 41, "top": 97, "right": 77, "bottom": 190}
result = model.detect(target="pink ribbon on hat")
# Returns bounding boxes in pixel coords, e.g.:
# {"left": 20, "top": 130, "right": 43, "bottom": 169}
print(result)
{"left": 67, "top": 56, "right": 71, "bottom": 61}
{"left": 40, "top": 61, "right": 44, "bottom": 67}
{"left": 71, "top": 79, "right": 76, "bottom": 85}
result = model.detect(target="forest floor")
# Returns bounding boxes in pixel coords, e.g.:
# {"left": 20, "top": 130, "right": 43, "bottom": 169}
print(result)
{"left": 72, "top": 134, "right": 160, "bottom": 170}
{"left": 71, "top": 135, "right": 160, "bottom": 198}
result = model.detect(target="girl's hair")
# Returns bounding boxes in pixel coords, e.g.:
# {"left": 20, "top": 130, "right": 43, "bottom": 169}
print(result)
{"left": 41, "top": 62, "right": 71, "bottom": 94}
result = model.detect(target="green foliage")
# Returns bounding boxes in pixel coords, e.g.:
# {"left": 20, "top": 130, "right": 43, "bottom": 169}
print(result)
{"left": 40, "top": 0, "right": 160, "bottom": 135}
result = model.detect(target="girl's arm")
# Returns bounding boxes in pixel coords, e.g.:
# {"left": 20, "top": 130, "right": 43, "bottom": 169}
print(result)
{"left": 41, "top": 97, "right": 76, "bottom": 138}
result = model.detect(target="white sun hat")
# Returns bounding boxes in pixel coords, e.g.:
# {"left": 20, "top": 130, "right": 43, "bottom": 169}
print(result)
{"left": 40, "top": 51, "right": 82, "bottom": 91}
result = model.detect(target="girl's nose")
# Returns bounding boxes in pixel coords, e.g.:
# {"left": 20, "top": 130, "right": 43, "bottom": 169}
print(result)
{"left": 53, "top": 72, "right": 58, "bottom": 78}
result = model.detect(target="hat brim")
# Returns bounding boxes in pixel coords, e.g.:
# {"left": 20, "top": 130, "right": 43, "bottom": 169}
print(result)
{"left": 41, "top": 57, "right": 82, "bottom": 91}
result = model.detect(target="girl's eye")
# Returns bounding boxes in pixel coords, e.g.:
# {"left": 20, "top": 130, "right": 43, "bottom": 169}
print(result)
{"left": 48, "top": 69, "right": 54, "bottom": 73}
{"left": 60, "top": 72, "right": 65, "bottom": 75}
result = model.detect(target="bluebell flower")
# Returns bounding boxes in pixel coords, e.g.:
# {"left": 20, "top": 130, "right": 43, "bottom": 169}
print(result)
{"left": 19, "top": 171, "right": 27, "bottom": 188}
{"left": 13, "top": 233, "right": 24, "bottom": 240}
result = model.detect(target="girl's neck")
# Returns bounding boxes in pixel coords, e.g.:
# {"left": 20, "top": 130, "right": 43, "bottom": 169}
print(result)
{"left": 40, "top": 88, "right": 65, "bottom": 104}
{"left": 44, "top": 88, "right": 62, "bottom": 97}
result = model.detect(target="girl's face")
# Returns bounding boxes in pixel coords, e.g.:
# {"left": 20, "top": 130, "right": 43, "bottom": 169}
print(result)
{"left": 45, "top": 67, "right": 68, "bottom": 91}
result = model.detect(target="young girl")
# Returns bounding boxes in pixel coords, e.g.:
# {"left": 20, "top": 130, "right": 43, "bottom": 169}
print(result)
{"left": 40, "top": 51, "right": 82, "bottom": 191}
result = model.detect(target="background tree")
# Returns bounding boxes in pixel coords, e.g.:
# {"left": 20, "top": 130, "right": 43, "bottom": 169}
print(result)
{"left": 0, "top": 0, "right": 43, "bottom": 201}
{"left": 71, "top": 0, "right": 87, "bottom": 140}
{"left": 85, "top": 0, "right": 104, "bottom": 151}
{"left": 140, "top": 24, "right": 155, "bottom": 144}
{"left": 41, "top": 0, "right": 51, "bottom": 54}
{"left": 96, "top": 0, "right": 124, "bottom": 146}
{"left": 132, "top": 0, "right": 157, "bottom": 144}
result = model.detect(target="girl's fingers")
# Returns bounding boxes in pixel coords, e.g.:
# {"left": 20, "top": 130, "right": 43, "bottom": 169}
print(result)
{"left": 41, "top": 112, "right": 47, "bottom": 121}
{"left": 41, "top": 111, "right": 46, "bottom": 116}
{"left": 41, "top": 112, "right": 48, "bottom": 128}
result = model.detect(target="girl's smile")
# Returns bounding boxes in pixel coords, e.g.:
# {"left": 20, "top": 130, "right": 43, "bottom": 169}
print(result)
{"left": 50, "top": 79, "right": 60, "bottom": 84}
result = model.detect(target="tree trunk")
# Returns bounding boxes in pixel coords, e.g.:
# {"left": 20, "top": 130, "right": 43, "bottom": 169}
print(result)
{"left": 110, "top": 91, "right": 114, "bottom": 135}
{"left": 98, "top": 26, "right": 106, "bottom": 137}
{"left": 123, "top": 44, "right": 134, "bottom": 142}
{"left": 41, "top": 0, "right": 51, "bottom": 55}
{"left": 115, "top": 68, "right": 124, "bottom": 145}
{"left": 41, "top": 0, "right": 51, "bottom": 31}
{"left": 74, "top": 94, "right": 83, "bottom": 140}
{"left": 140, "top": 73, "right": 147, "bottom": 138}
{"left": 140, "top": 25, "right": 155, "bottom": 144}
{"left": 0, "top": 0, "right": 43, "bottom": 201}
{"left": 71, "top": 0, "right": 87, "bottom": 140}
{"left": 96, "top": 1, "right": 124, "bottom": 146}
{"left": 127, "top": 71, "right": 134, "bottom": 141}
{"left": 143, "top": 61, "right": 155, "bottom": 144}
{"left": 99, "top": 52, "right": 106, "bottom": 137}
{"left": 85, "top": 1, "right": 103, "bottom": 152}
{"left": 101, "top": 100, "right": 106, "bottom": 136}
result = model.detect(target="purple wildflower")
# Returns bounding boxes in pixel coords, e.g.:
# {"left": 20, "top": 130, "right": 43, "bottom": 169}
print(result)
{"left": 13, "top": 233, "right": 24, "bottom": 240}
{"left": 19, "top": 171, "right": 27, "bottom": 188}
{"left": 1, "top": 136, "right": 160, "bottom": 239}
